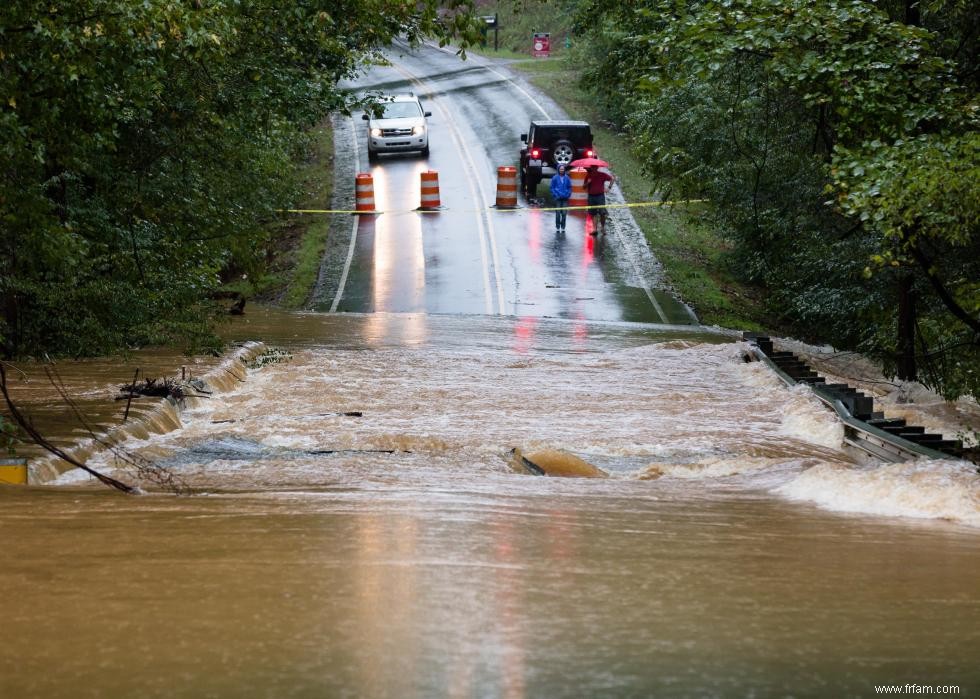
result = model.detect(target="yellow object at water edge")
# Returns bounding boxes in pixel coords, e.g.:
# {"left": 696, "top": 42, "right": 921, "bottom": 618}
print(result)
{"left": 0, "top": 459, "right": 28, "bottom": 485}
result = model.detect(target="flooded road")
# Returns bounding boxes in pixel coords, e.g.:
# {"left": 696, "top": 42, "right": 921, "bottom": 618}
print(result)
{"left": 2, "top": 44, "right": 978, "bottom": 699}
{"left": 2, "top": 311, "right": 978, "bottom": 697}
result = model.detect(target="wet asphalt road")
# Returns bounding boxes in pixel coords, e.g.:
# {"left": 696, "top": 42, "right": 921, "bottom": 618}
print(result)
{"left": 315, "top": 42, "right": 696, "bottom": 326}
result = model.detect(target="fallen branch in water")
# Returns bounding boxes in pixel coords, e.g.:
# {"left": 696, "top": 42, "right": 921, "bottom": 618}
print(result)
{"left": 46, "top": 366, "right": 189, "bottom": 495}
{"left": 114, "top": 375, "right": 214, "bottom": 407}
{"left": 0, "top": 363, "right": 137, "bottom": 494}
{"left": 122, "top": 368, "right": 140, "bottom": 423}
{"left": 118, "top": 376, "right": 186, "bottom": 403}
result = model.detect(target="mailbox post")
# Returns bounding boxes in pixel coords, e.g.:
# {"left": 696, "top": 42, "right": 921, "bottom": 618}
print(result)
{"left": 481, "top": 14, "right": 499, "bottom": 51}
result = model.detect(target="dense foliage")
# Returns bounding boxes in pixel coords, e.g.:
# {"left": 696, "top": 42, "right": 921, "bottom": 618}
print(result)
{"left": 1, "top": 0, "right": 477, "bottom": 358}
{"left": 573, "top": 0, "right": 979, "bottom": 399}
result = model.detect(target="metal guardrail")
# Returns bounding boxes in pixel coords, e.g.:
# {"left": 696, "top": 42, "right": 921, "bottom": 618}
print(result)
{"left": 749, "top": 346, "right": 951, "bottom": 463}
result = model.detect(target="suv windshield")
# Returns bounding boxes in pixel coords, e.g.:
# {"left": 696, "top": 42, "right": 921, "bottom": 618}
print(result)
{"left": 381, "top": 102, "right": 423, "bottom": 119}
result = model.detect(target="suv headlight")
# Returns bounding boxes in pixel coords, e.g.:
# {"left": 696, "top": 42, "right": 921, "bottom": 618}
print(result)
{"left": 370, "top": 127, "right": 382, "bottom": 137}
{"left": 412, "top": 125, "right": 426, "bottom": 136}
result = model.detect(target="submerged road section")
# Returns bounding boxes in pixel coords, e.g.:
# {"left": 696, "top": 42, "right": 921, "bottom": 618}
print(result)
{"left": 3, "top": 311, "right": 979, "bottom": 698}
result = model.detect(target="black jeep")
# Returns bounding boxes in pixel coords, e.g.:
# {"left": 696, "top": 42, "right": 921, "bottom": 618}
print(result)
{"left": 519, "top": 120, "right": 595, "bottom": 197}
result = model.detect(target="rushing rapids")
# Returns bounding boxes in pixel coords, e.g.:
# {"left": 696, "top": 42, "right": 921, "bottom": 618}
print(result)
{"left": 2, "top": 312, "right": 977, "bottom": 698}
{"left": 37, "top": 310, "right": 974, "bottom": 528}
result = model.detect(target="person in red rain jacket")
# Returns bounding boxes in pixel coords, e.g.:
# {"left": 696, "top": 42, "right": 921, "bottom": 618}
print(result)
{"left": 583, "top": 165, "right": 615, "bottom": 234}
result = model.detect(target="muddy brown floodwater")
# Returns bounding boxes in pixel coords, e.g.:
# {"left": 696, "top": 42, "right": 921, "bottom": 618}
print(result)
{"left": 2, "top": 309, "right": 978, "bottom": 697}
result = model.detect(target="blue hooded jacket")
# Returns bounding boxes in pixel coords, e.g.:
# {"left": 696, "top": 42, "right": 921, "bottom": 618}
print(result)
{"left": 550, "top": 168, "right": 572, "bottom": 200}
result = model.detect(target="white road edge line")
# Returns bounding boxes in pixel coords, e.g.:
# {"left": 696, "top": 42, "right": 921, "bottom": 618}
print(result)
{"left": 329, "top": 121, "right": 361, "bottom": 313}
{"left": 608, "top": 220, "right": 669, "bottom": 323}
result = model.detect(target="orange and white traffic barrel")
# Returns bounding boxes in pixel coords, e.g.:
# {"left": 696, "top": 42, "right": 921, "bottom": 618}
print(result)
{"left": 355, "top": 173, "right": 376, "bottom": 213}
{"left": 419, "top": 170, "right": 441, "bottom": 210}
{"left": 569, "top": 167, "right": 587, "bottom": 211}
{"left": 495, "top": 166, "right": 518, "bottom": 208}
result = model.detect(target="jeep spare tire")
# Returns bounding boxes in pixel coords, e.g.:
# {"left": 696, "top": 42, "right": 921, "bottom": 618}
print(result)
{"left": 552, "top": 140, "right": 575, "bottom": 166}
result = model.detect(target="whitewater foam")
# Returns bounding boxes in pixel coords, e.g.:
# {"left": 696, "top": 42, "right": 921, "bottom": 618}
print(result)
{"left": 777, "top": 460, "right": 980, "bottom": 527}
{"left": 777, "top": 384, "right": 845, "bottom": 449}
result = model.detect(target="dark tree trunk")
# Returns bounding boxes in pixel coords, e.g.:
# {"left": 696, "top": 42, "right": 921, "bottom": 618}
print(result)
{"left": 897, "top": 274, "right": 917, "bottom": 381}
{"left": 905, "top": 1, "right": 921, "bottom": 26}
{"left": 1, "top": 291, "right": 16, "bottom": 359}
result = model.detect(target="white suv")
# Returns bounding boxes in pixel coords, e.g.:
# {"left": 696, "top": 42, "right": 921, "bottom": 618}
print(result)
{"left": 363, "top": 93, "right": 431, "bottom": 162}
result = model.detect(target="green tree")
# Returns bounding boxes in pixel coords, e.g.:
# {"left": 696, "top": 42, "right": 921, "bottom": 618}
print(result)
{"left": 1, "top": 0, "right": 478, "bottom": 358}
{"left": 574, "top": 0, "right": 979, "bottom": 399}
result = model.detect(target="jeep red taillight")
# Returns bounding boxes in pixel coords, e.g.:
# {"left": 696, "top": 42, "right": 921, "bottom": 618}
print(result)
{"left": 586, "top": 149, "right": 595, "bottom": 157}
{"left": 531, "top": 148, "right": 540, "bottom": 159}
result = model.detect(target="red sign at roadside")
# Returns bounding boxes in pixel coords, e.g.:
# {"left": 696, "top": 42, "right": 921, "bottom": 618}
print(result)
{"left": 532, "top": 32, "right": 550, "bottom": 58}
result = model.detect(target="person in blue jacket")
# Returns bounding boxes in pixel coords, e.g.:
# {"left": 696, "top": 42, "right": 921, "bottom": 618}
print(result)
{"left": 549, "top": 164, "right": 572, "bottom": 232}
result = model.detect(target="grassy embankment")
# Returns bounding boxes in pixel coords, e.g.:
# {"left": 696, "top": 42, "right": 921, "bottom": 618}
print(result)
{"left": 252, "top": 126, "right": 335, "bottom": 309}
